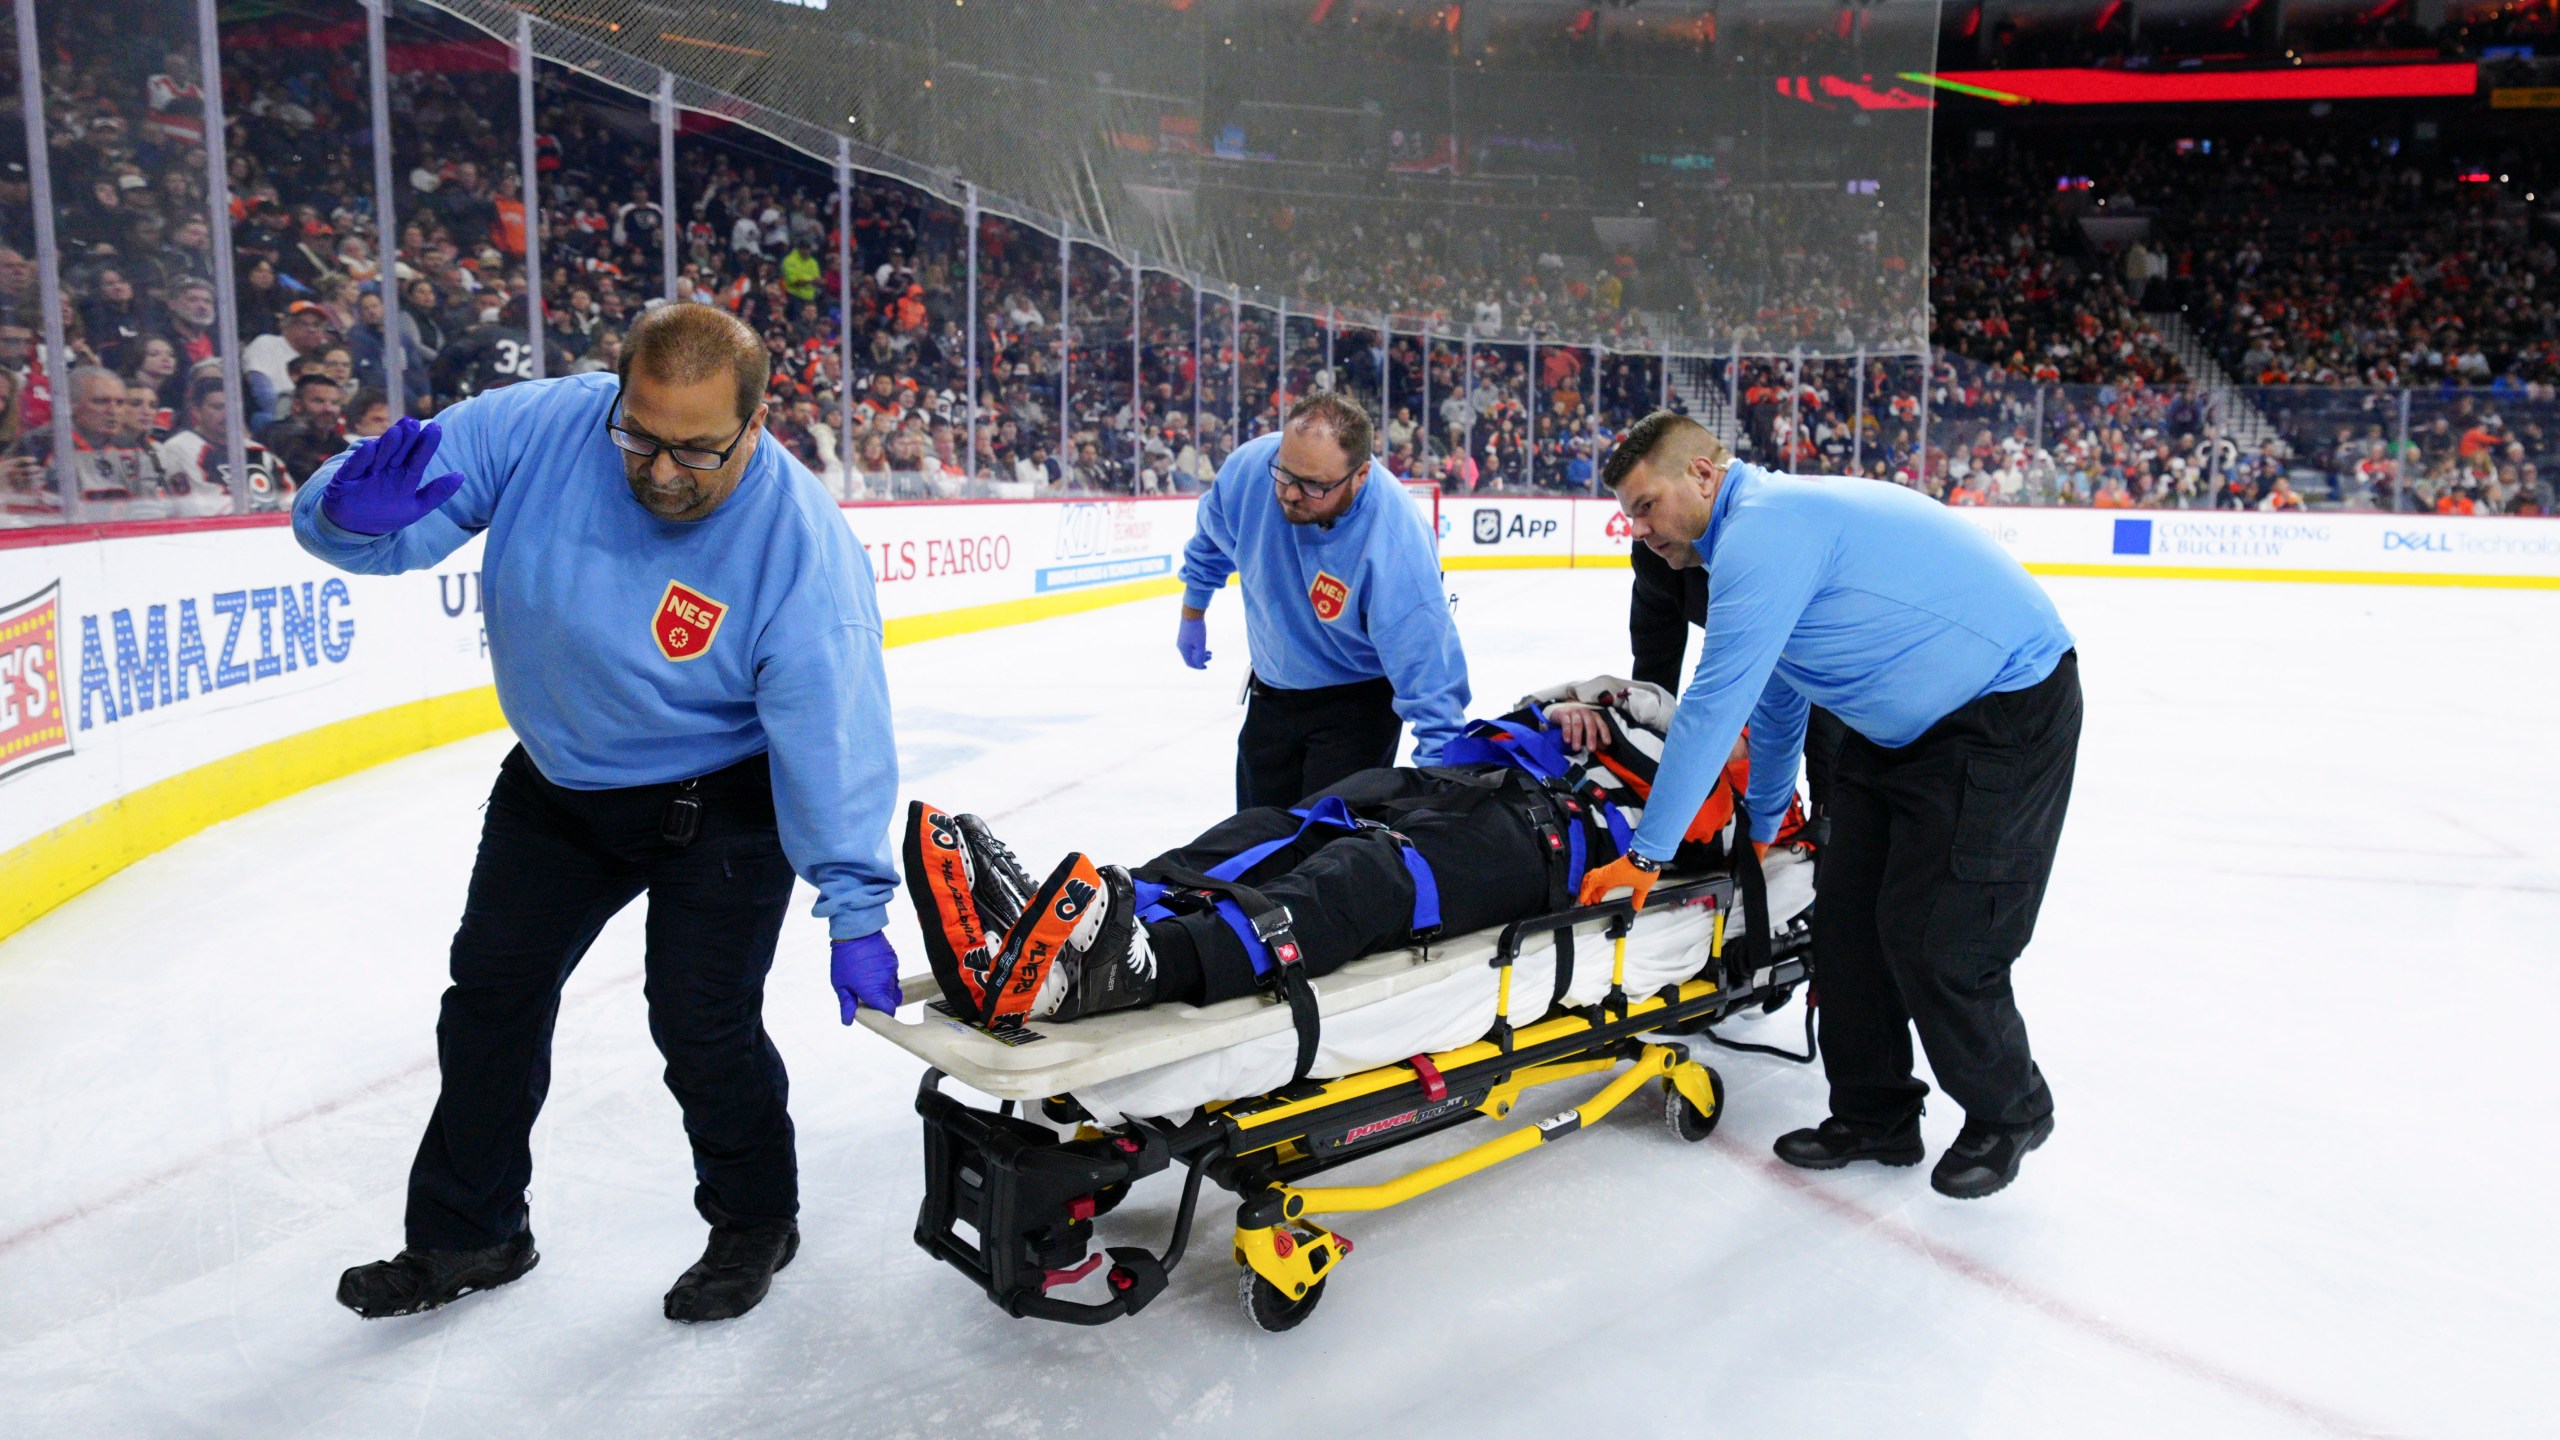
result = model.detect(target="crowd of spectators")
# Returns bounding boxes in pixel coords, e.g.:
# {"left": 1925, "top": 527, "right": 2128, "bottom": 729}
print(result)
{"left": 7, "top": 6, "right": 2557, "bottom": 526}
{"left": 1912, "top": 355, "right": 2554, "bottom": 514}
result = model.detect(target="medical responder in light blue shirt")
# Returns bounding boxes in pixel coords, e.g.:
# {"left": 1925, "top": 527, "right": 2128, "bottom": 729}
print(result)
{"left": 298, "top": 304, "right": 898, "bottom": 1326}
{"left": 1578, "top": 411, "right": 2082, "bottom": 1202}
{"left": 1176, "top": 392, "right": 1469, "bottom": 810}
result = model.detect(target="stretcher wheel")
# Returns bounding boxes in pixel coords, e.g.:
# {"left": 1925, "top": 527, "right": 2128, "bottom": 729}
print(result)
{"left": 1665, "top": 1066, "right": 1725, "bottom": 1143}
{"left": 1240, "top": 1270, "right": 1326, "bottom": 1332}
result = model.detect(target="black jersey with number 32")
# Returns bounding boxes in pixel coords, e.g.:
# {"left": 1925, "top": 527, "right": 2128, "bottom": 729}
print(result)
{"left": 435, "top": 324, "right": 567, "bottom": 403}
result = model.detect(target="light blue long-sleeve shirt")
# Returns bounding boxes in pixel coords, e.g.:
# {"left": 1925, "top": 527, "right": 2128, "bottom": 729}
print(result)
{"left": 1180, "top": 432, "right": 1470, "bottom": 764}
{"left": 1631, "top": 463, "right": 2075, "bottom": 861}
{"left": 292, "top": 374, "right": 899, "bottom": 940}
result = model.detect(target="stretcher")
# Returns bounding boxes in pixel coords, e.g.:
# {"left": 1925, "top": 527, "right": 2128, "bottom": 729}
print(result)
{"left": 856, "top": 849, "right": 1817, "bottom": 1330}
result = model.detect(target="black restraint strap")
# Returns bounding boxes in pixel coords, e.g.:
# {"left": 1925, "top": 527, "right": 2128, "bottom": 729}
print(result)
{"left": 1727, "top": 782, "right": 1774, "bottom": 994}
{"left": 1132, "top": 862, "right": 1323, "bottom": 1084}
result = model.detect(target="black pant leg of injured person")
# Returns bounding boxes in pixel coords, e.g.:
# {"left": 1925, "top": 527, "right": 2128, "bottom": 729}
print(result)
{"left": 1143, "top": 768, "right": 1556, "bottom": 1006}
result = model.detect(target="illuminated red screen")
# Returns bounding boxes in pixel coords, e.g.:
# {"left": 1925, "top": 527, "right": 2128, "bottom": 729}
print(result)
{"left": 1931, "top": 63, "right": 2478, "bottom": 105}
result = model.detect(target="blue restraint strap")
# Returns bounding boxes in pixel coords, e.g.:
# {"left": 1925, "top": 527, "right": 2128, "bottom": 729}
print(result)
{"left": 1136, "top": 795, "right": 1441, "bottom": 977}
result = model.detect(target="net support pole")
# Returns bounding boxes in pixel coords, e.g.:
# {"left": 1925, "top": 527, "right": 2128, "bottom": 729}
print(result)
{"left": 1274, "top": 298, "right": 1287, "bottom": 420}
{"left": 1190, "top": 279, "right": 1201, "bottom": 462}
{"left": 1525, "top": 336, "right": 1537, "bottom": 490}
{"left": 1853, "top": 345, "right": 1867, "bottom": 476}
{"left": 1419, "top": 328, "right": 1431, "bottom": 474}
{"left": 1914, "top": 347, "right": 1932, "bottom": 488}
{"left": 1659, "top": 335, "right": 1671, "bottom": 411}
{"left": 1057, "top": 229, "right": 1070, "bottom": 462}
{"left": 1463, "top": 334, "right": 1475, "bottom": 480}
{"left": 1228, "top": 290, "right": 1240, "bottom": 444}
{"left": 1787, "top": 348, "right": 1802, "bottom": 472}
{"left": 1380, "top": 327, "right": 1392, "bottom": 451}
{"left": 963, "top": 181, "right": 979, "bottom": 484}
{"left": 17, "top": 0, "right": 76, "bottom": 516}
{"left": 365, "top": 0, "right": 403, "bottom": 416}
{"left": 1137, "top": 263, "right": 1153, "bottom": 476}
{"left": 2385, "top": 386, "right": 2406, "bottom": 509}
{"left": 657, "top": 70, "right": 677, "bottom": 303}
{"left": 835, "top": 138, "right": 852, "bottom": 497}
{"left": 1726, "top": 337, "right": 1741, "bottom": 446}
{"left": 517, "top": 12, "right": 543, "bottom": 380}
{"left": 191, "top": 0, "right": 251, "bottom": 508}
{"left": 1590, "top": 339, "right": 1602, "bottom": 444}
{"left": 1323, "top": 306, "right": 1334, "bottom": 387}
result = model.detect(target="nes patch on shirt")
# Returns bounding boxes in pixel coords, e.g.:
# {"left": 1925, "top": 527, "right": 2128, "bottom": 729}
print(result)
{"left": 653, "top": 580, "right": 728, "bottom": 661}
{"left": 1308, "top": 571, "right": 1349, "bottom": 623}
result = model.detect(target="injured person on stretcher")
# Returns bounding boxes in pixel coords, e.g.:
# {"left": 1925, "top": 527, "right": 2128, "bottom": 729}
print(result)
{"left": 903, "top": 674, "right": 1813, "bottom": 1034}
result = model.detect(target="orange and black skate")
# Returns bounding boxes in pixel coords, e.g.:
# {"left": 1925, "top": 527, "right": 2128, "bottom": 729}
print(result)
{"left": 981, "top": 853, "right": 1153, "bottom": 1026}
{"left": 902, "top": 801, "right": 1002, "bottom": 1023}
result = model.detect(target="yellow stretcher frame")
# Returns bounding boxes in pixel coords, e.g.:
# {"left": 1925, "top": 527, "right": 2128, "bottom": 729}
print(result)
{"left": 908, "top": 871, "right": 1804, "bottom": 1330}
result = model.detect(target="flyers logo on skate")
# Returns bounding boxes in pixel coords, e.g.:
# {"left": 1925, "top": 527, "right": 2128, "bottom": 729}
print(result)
{"left": 926, "top": 810, "right": 964, "bottom": 853}
{"left": 652, "top": 580, "right": 728, "bottom": 662}
{"left": 980, "top": 853, "right": 1105, "bottom": 1026}
{"left": 1052, "top": 877, "right": 1097, "bottom": 924}
{"left": 1308, "top": 571, "right": 1349, "bottom": 623}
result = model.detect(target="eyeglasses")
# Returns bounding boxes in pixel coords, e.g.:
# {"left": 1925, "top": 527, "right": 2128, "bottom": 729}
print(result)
{"left": 1270, "top": 458, "right": 1361, "bottom": 500}
{"left": 605, "top": 392, "right": 755, "bottom": 472}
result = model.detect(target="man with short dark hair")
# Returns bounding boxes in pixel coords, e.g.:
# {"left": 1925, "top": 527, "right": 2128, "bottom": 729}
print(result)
{"left": 1177, "top": 390, "right": 1469, "bottom": 809}
{"left": 259, "top": 373, "right": 347, "bottom": 482}
{"left": 344, "top": 387, "right": 393, "bottom": 439}
{"left": 1582, "top": 410, "right": 2080, "bottom": 1200}
{"left": 294, "top": 302, "right": 902, "bottom": 1326}
{"left": 159, "top": 373, "right": 288, "bottom": 511}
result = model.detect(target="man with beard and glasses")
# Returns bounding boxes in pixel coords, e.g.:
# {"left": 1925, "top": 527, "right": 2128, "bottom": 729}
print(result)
{"left": 1175, "top": 391, "right": 1468, "bottom": 810}
{"left": 291, "top": 303, "right": 901, "bottom": 1326}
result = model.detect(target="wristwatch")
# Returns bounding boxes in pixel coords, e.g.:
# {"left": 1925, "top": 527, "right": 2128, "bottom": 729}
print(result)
{"left": 1624, "top": 852, "right": 1661, "bottom": 873}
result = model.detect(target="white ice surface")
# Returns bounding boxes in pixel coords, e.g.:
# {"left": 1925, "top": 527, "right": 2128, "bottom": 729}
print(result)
{"left": 3, "top": 570, "right": 2555, "bottom": 1439}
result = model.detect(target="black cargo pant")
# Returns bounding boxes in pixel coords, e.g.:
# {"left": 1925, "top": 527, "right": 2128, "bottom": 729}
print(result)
{"left": 1815, "top": 652, "right": 2080, "bottom": 1133}
{"left": 1235, "top": 673, "right": 1404, "bottom": 811}
{"left": 1147, "top": 766, "right": 1576, "bottom": 1006}
{"left": 406, "top": 745, "right": 800, "bottom": 1250}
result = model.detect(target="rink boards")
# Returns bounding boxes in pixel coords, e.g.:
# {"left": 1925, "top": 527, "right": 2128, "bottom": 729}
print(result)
{"left": 3, "top": 495, "right": 2555, "bottom": 939}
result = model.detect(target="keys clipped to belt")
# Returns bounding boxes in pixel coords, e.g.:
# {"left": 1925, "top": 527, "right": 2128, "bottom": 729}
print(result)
{"left": 661, "top": 777, "right": 703, "bottom": 847}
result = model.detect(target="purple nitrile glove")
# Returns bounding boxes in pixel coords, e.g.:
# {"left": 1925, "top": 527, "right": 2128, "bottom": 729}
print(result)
{"left": 319, "top": 415, "right": 466, "bottom": 536}
{"left": 1176, "top": 614, "right": 1212, "bottom": 670}
{"left": 831, "top": 933, "right": 902, "bottom": 1023}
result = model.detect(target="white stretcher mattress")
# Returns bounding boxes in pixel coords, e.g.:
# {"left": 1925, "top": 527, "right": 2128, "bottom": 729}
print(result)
{"left": 857, "top": 852, "right": 1815, "bottom": 1118}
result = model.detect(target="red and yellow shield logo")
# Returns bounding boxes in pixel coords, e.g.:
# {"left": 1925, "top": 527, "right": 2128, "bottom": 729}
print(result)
{"left": 653, "top": 580, "right": 728, "bottom": 662}
{"left": 1308, "top": 570, "right": 1349, "bottom": 623}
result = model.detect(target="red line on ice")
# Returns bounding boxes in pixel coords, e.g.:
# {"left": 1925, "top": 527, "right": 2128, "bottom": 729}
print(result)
{"left": 1751, "top": 1157, "right": 2403, "bottom": 1439}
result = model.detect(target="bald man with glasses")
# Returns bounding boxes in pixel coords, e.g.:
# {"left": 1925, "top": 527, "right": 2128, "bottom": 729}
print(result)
{"left": 1177, "top": 391, "right": 1469, "bottom": 810}
{"left": 292, "top": 303, "right": 901, "bottom": 1326}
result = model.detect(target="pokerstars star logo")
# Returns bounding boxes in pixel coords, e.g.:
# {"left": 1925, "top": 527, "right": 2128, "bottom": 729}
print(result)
{"left": 653, "top": 580, "right": 728, "bottom": 662}
{"left": 1308, "top": 571, "right": 1349, "bottom": 623}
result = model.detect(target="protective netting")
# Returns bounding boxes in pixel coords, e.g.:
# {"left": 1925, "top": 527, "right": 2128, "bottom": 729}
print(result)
{"left": 6, "top": 0, "right": 1942, "bottom": 526}
{"left": 430, "top": 0, "right": 1939, "bottom": 356}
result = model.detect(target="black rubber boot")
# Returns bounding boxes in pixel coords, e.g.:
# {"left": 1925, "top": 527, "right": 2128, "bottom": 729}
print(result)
{"left": 1930, "top": 1114, "right": 2054, "bottom": 1199}
{"left": 337, "top": 1232, "right": 538, "bottom": 1318}
{"left": 1772, "top": 1116, "right": 1925, "bottom": 1170}
{"left": 664, "top": 1220, "right": 799, "bottom": 1323}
